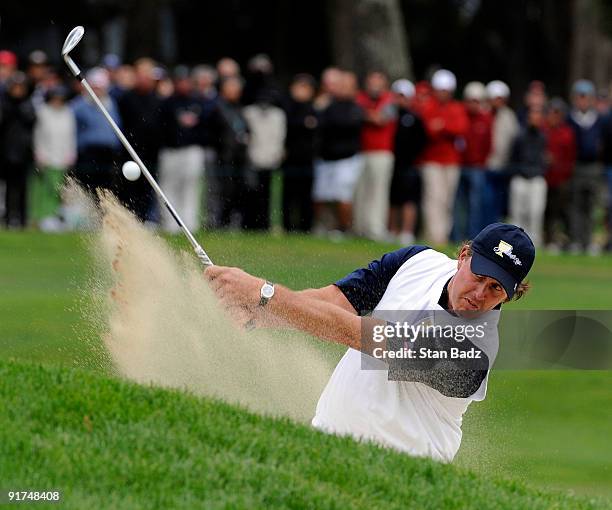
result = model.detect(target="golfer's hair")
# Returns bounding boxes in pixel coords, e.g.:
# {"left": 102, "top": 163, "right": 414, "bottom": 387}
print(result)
{"left": 457, "top": 241, "right": 531, "bottom": 302}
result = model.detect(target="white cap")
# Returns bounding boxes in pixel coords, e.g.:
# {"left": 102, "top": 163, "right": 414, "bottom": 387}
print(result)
{"left": 86, "top": 67, "right": 110, "bottom": 89}
{"left": 431, "top": 69, "right": 456, "bottom": 92}
{"left": 486, "top": 80, "right": 510, "bottom": 99}
{"left": 463, "top": 81, "right": 487, "bottom": 101}
{"left": 391, "top": 79, "right": 415, "bottom": 98}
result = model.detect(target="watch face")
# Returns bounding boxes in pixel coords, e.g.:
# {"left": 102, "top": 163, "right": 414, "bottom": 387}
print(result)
{"left": 262, "top": 284, "right": 274, "bottom": 299}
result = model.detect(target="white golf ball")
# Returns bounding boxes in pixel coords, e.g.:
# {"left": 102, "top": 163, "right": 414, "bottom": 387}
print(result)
{"left": 122, "top": 161, "right": 141, "bottom": 181}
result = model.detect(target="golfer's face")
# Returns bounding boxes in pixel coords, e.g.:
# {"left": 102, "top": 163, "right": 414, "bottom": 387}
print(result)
{"left": 449, "top": 256, "right": 507, "bottom": 316}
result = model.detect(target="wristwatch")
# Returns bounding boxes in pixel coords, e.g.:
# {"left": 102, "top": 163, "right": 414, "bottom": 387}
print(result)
{"left": 259, "top": 280, "right": 275, "bottom": 307}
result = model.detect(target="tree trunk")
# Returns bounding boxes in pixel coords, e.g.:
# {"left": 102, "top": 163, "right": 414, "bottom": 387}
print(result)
{"left": 327, "top": 0, "right": 413, "bottom": 81}
{"left": 569, "top": 0, "right": 612, "bottom": 91}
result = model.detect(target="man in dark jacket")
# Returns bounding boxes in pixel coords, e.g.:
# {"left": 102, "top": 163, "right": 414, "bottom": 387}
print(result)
{"left": 601, "top": 107, "right": 612, "bottom": 251}
{"left": 0, "top": 72, "right": 36, "bottom": 228}
{"left": 282, "top": 74, "right": 318, "bottom": 232}
{"left": 388, "top": 79, "right": 427, "bottom": 245}
{"left": 312, "top": 71, "right": 364, "bottom": 234}
{"left": 242, "top": 54, "right": 284, "bottom": 108}
{"left": 159, "top": 66, "right": 208, "bottom": 233}
{"left": 508, "top": 106, "right": 548, "bottom": 247}
{"left": 567, "top": 79, "right": 604, "bottom": 254}
{"left": 209, "top": 76, "right": 250, "bottom": 228}
{"left": 118, "top": 58, "right": 163, "bottom": 222}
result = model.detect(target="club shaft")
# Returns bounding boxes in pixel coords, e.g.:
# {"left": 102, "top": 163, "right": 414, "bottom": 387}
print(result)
{"left": 75, "top": 68, "right": 213, "bottom": 267}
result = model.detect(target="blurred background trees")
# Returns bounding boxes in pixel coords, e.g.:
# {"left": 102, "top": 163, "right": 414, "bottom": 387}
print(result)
{"left": 1, "top": 0, "right": 612, "bottom": 101}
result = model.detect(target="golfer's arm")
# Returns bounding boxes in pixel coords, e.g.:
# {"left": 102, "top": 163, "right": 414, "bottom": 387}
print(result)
{"left": 296, "top": 285, "right": 358, "bottom": 313}
{"left": 266, "top": 284, "right": 366, "bottom": 349}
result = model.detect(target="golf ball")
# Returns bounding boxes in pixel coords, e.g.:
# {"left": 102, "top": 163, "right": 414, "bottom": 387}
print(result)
{"left": 122, "top": 161, "right": 141, "bottom": 181}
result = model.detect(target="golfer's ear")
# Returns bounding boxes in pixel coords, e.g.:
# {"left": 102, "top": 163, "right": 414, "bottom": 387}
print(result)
{"left": 457, "top": 246, "right": 470, "bottom": 267}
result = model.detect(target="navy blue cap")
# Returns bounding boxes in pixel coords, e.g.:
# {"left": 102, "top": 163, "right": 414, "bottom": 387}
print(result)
{"left": 470, "top": 223, "right": 535, "bottom": 299}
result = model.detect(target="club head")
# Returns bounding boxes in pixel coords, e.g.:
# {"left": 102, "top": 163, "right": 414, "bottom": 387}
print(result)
{"left": 62, "top": 26, "right": 84, "bottom": 56}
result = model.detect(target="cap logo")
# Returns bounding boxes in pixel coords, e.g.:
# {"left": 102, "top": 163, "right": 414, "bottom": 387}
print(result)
{"left": 493, "top": 240, "right": 522, "bottom": 266}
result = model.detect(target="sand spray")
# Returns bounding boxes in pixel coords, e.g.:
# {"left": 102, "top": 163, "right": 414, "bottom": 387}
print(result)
{"left": 75, "top": 185, "right": 335, "bottom": 422}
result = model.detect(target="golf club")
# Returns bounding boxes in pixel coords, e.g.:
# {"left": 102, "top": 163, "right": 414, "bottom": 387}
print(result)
{"left": 62, "top": 26, "right": 213, "bottom": 267}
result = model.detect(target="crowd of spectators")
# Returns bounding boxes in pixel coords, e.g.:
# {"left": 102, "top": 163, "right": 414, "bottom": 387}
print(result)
{"left": 1, "top": 46, "right": 612, "bottom": 254}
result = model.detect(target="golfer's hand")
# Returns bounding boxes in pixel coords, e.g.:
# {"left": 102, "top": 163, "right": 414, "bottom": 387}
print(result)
{"left": 204, "top": 265, "right": 262, "bottom": 312}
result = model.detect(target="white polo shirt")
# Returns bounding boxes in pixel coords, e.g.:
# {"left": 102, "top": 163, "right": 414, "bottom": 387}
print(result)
{"left": 312, "top": 247, "right": 500, "bottom": 462}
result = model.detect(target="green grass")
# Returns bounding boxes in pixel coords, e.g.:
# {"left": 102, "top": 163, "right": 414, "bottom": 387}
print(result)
{"left": 456, "top": 371, "right": 612, "bottom": 496}
{"left": 1, "top": 360, "right": 609, "bottom": 510}
{"left": 1, "top": 230, "right": 612, "bottom": 506}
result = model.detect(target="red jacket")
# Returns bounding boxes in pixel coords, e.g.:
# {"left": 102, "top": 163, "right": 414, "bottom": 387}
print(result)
{"left": 543, "top": 122, "right": 576, "bottom": 187}
{"left": 418, "top": 97, "right": 469, "bottom": 165}
{"left": 356, "top": 90, "right": 397, "bottom": 152}
{"left": 462, "top": 109, "right": 492, "bottom": 167}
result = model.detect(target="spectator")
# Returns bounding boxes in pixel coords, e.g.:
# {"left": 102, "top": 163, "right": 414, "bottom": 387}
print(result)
{"left": 314, "top": 66, "right": 342, "bottom": 111}
{"left": 118, "top": 58, "right": 164, "bottom": 222}
{"left": 312, "top": 70, "right": 364, "bottom": 235}
{"left": 518, "top": 80, "right": 547, "bottom": 125}
{"left": 243, "top": 54, "right": 283, "bottom": 107}
{"left": 419, "top": 69, "right": 469, "bottom": 245}
{"left": 0, "top": 50, "right": 17, "bottom": 219}
{"left": 27, "top": 50, "right": 51, "bottom": 110}
{"left": 452, "top": 81, "right": 492, "bottom": 241}
{"left": 31, "top": 86, "right": 76, "bottom": 231}
{"left": 0, "top": 72, "right": 36, "bottom": 228}
{"left": 388, "top": 79, "right": 427, "bottom": 245}
{"left": 209, "top": 76, "right": 249, "bottom": 228}
{"left": 0, "top": 50, "right": 17, "bottom": 94}
{"left": 216, "top": 57, "right": 240, "bottom": 81}
{"left": 39, "top": 68, "right": 62, "bottom": 95}
{"left": 413, "top": 80, "right": 433, "bottom": 112}
{"left": 27, "top": 51, "right": 48, "bottom": 82}
{"left": 102, "top": 54, "right": 120, "bottom": 84}
{"left": 70, "top": 67, "right": 121, "bottom": 196}
{"left": 353, "top": 70, "right": 397, "bottom": 241}
{"left": 567, "top": 79, "right": 605, "bottom": 254}
{"left": 102, "top": 53, "right": 121, "bottom": 72}
{"left": 483, "top": 80, "right": 519, "bottom": 226}
{"left": 106, "top": 57, "right": 134, "bottom": 102}
{"left": 242, "top": 89, "right": 286, "bottom": 230}
{"left": 282, "top": 73, "right": 318, "bottom": 232}
{"left": 191, "top": 65, "right": 218, "bottom": 148}
{"left": 509, "top": 106, "right": 548, "bottom": 246}
{"left": 158, "top": 66, "right": 208, "bottom": 233}
{"left": 192, "top": 65, "right": 220, "bottom": 228}
{"left": 192, "top": 65, "right": 218, "bottom": 101}
{"left": 543, "top": 98, "right": 576, "bottom": 252}
{"left": 601, "top": 98, "right": 612, "bottom": 252}
{"left": 114, "top": 65, "right": 136, "bottom": 95}
{"left": 596, "top": 87, "right": 610, "bottom": 116}
{"left": 155, "top": 66, "right": 174, "bottom": 99}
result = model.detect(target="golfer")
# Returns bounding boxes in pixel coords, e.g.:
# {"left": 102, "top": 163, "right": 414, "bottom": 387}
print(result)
{"left": 206, "top": 222, "right": 535, "bottom": 462}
